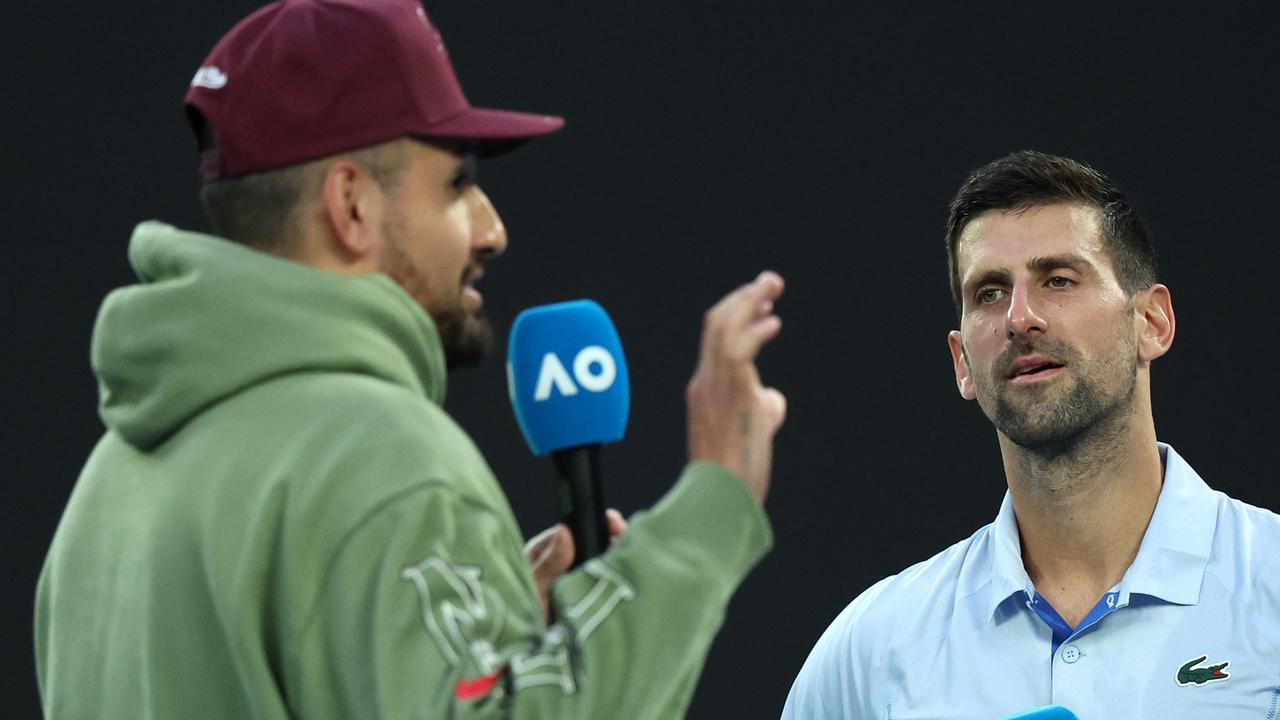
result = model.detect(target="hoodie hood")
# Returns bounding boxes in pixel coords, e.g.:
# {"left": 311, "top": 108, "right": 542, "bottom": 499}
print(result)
{"left": 93, "top": 222, "right": 447, "bottom": 449}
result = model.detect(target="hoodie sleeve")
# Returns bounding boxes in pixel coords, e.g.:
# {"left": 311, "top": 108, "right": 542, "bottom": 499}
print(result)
{"left": 285, "top": 461, "right": 771, "bottom": 719}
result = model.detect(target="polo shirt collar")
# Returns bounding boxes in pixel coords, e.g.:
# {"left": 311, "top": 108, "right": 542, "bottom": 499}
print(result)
{"left": 987, "top": 490, "right": 1033, "bottom": 618}
{"left": 1120, "top": 443, "right": 1218, "bottom": 604}
{"left": 983, "top": 442, "right": 1218, "bottom": 619}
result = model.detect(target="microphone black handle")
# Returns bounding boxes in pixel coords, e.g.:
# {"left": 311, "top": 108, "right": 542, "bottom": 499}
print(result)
{"left": 551, "top": 445, "right": 609, "bottom": 568}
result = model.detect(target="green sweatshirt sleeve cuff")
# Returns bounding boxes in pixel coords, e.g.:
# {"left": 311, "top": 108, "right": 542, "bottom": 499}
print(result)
{"left": 636, "top": 461, "right": 774, "bottom": 589}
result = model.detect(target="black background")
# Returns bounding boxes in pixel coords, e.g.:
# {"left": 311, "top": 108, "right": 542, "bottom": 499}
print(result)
{"left": 7, "top": 1, "right": 1280, "bottom": 717}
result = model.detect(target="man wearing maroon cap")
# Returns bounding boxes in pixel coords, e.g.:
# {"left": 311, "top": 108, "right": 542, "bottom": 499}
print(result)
{"left": 35, "top": 1, "right": 787, "bottom": 718}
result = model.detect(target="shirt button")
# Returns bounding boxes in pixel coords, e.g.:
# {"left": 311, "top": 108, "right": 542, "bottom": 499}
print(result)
{"left": 1062, "top": 645, "right": 1081, "bottom": 663}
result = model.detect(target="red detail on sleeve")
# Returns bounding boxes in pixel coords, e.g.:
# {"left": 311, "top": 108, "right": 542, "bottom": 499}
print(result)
{"left": 455, "top": 670, "right": 503, "bottom": 701}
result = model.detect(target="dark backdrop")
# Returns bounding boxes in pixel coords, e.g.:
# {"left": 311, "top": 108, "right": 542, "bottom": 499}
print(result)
{"left": 7, "top": 1, "right": 1279, "bottom": 717}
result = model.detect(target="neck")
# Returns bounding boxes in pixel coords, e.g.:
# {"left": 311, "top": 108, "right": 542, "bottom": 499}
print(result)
{"left": 1000, "top": 392, "right": 1163, "bottom": 622}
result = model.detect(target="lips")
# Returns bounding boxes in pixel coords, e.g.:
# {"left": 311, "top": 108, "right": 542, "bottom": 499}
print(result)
{"left": 461, "top": 265, "right": 485, "bottom": 309}
{"left": 1006, "top": 356, "right": 1064, "bottom": 379}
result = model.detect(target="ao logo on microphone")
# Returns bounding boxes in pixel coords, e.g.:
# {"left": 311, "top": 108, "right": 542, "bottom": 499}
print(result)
{"left": 508, "top": 300, "right": 631, "bottom": 455}
{"left": 533, "top": 345, "right": 618, "bottom": 400}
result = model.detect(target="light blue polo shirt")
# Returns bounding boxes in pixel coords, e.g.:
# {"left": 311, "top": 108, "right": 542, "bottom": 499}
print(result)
{"left": 782, "top": 444, "right": 1280, "bottom": 719}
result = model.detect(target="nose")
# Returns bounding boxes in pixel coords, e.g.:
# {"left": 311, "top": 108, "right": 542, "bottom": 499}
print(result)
{"left": 1005, "top": 282, "right": 1047, "bottom": 339}
{"left": 468, "top": 186, "right": 507, "bottom": 258}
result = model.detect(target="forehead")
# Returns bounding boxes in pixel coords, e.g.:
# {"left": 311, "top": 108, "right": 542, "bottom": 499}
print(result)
{"left": 955, "top": 202, "right": 1107, "bottom": 279}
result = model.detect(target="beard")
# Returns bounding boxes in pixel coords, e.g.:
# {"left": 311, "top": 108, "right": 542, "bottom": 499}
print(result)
{"left": 978, "top": 331, "right": 1137, "bottom": 457}
{"left": 430, "top": 298, "right": 493, "bottom": 369}
{"left": 379, "top": 219, "right": 493, "bottom": 370}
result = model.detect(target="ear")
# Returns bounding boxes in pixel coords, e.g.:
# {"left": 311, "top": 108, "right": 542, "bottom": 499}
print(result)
{"left": 948, "top": 330, "right": 977, "bottom": 400}
{"left": 318, "top": 160, "right": 387, "bottom": 265}
{"left": 1134, "top": 283, "right": 1175, "bottom": 364}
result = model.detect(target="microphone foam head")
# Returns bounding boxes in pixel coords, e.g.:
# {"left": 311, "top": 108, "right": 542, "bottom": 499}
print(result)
{"left": 507, "top": 300, "right": 630, "bottom": 455}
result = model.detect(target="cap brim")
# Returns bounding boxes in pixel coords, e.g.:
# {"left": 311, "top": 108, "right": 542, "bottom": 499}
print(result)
{"left": 422, "top": 107, "right": 564, "bottom": 157}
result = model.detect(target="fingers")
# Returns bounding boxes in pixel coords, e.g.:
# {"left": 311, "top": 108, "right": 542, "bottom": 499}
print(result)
{"left": 700, "top": 271, "right": 785, "bottom": 364}
{"left": 528, "top": 512, "right": 627, "bottom": 577}
{"left": 523, "top": 524, "right": 557, "bottom": 561}
{"left": 526, "top": 523, "right": 572, "bottom": 624}
{"left": 728, "top": 313, "right": 783, "bottom": 362}
{"left": 528, "top": 524, "right": 574, "bottom": 588}
{"left": 712, "top": 271, "right": 784, "bottom": 341}
{"left": 687, "top": 272, "right": 787, "bottom": 504}
{"left": 606, "top": 508, "right": 628, "bottom": 543}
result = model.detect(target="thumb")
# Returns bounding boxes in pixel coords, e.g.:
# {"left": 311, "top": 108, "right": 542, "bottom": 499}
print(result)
{"left": 758, "top": 386, "right": 787, "bottom": 431}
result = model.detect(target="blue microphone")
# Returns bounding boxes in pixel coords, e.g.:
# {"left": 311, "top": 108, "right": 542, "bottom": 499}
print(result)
{"left": 1001, "top": 706, "right": 1078, "bottom": 720}
{"left": 508, "top": 300, "right": 630, "bottom": 565}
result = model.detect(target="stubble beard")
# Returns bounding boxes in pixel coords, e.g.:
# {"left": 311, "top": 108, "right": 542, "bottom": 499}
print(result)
{"left": 380, "top": 219, "right": 493, "bottom": 370}
{"left": 981, "top": 332, "right": 1138, "bottom": 461}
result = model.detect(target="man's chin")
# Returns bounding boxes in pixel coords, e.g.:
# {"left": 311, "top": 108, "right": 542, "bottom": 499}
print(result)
{"left": 441, "top": 314, "right": 493, "bottom": 369}
{"left": 1000, "top": 422, "right": 1087, "bottom": 454}
{"left": 992, "top": 397, "right": 1104, "bottom": 456}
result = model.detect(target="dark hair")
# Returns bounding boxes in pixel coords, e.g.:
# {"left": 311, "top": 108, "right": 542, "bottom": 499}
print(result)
{"left": 200, "top": 164, "right": 316, "bottom": 254}
{"left": 197, "top": 137, "right": 409, "bottom": 255}
{"left": 944, "top": 150, "right": 1156, "bottom": 315}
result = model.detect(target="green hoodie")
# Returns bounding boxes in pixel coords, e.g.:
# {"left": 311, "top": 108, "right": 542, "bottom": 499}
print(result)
{"left": 36, "top": 222, "right": 772, "bottom": 719}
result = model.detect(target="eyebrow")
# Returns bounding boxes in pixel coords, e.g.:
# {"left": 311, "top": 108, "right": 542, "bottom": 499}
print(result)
{"left": 963, "top": 253, "right": 1092, "bottom": 294}
{"left": 1027, "top": 253, "right": 1090, "bottom": 274}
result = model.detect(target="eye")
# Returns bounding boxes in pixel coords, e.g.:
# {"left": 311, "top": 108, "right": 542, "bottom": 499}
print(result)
{"left": 977, "top": 288, "right": 1006, "bottom": 304}
{"left": 1046, "top": 276, "right": 1074, "bottom": 289}
{"left": 450, "top": 154, "right": 478, "bottom": 192}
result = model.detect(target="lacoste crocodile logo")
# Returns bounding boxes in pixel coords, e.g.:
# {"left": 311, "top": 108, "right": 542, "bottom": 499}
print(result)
{"left": 1176, "top": 655, "right": 1230, "bottom": 686}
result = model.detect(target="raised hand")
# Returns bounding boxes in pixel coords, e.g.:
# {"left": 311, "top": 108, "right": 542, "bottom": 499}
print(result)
{"left": 686, "top": 271, "right": 787, "bottom": 502}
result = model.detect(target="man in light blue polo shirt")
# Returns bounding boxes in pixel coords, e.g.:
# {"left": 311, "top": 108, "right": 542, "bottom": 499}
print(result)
{"left": 783, "top": 151, "right": 1280, "bottom": 719}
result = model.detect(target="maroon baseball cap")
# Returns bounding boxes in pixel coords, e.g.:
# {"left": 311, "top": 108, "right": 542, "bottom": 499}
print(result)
{"left": 185, "top": 0, "right": 564, "bottom": 181}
